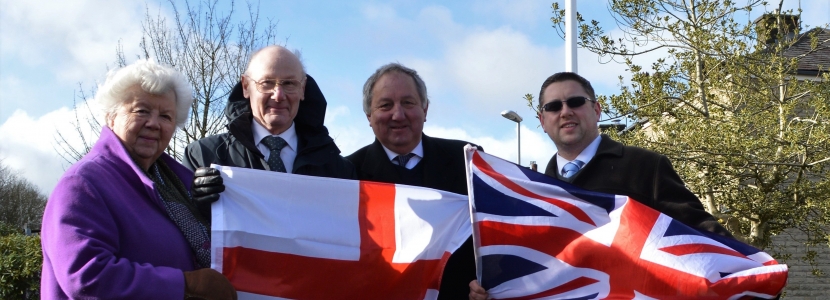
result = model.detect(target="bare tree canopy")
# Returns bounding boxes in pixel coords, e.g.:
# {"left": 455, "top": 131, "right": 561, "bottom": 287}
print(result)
{"left": 55, "top": 0, "right": 279, "bottom": 162}
{"left": 0, "top": 160, "right": 47, "bottom": 230}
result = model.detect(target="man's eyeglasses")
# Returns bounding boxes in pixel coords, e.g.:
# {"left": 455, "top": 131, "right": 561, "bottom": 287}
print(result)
{"left": 540, "top": 96, "right": 595, "bottom": 112}
{"left": 243, "top": 74, "right": 304, "bottom": 94}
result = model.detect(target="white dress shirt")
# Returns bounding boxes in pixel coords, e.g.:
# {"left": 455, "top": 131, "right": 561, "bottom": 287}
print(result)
{"left": 556, "top": 135, "right": 602, "bottom": 177}
{"left": 252, "top": 121, "right": 298, "bottom": 173}
{"left": 381, "top": 141, "right": 424, "bottom": 169}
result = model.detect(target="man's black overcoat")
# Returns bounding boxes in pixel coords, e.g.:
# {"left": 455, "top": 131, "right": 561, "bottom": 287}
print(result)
{"left": 544, "top": 135, "right": 731, "bottom": 237}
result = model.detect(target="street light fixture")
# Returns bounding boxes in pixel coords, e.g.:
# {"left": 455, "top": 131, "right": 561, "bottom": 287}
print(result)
{"left": 501, "top": 110, "right": 523, "bottom": 165}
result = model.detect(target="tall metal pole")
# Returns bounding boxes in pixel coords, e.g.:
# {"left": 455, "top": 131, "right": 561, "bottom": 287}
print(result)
{"left": 500, "top": 110, "right": 523, "bottom": 165}
{"left": 517, "top": 122, "right": 521, "bottom": 165}
{"left": 565, "top": 0, "right": 578, "bottom": 73}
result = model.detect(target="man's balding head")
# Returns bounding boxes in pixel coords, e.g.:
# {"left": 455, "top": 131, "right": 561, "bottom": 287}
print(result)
{"left": 242, "top": 45, "right": 307, "bottom": 134}
{"left": 245, "top": 46, "right": 306, "bottom": 79}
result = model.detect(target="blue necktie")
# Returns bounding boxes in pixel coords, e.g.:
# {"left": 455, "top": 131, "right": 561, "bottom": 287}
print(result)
{"left": 262, "top": 136, "right": 288, "bottom": 172}
{"left": 395, "top": 153, "right": 416, "bottom": 167}
{"left": 561, "top": 160, "right": 585, "bottom": 178}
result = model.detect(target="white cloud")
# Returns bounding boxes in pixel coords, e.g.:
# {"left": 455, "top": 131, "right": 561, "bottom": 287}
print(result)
{"left": 0, "top": 100, "right": 104, "bottom": 195}
{"left": 346, "top": 2, "right": 562, "bottom": 165}
{"left": 0, "top": 0, "right": 147, "bottom": 83}
{"left": 444, "top": 26, "right": 560, "bottom": 113}
{"left": 324, "top": 105, "right": 352, "bottom": 124}
{"left": 324, "top": 104, "right": 374, "bottom": 156}
{"left": 425, "top": 123, "right": 555, "bottom": 169}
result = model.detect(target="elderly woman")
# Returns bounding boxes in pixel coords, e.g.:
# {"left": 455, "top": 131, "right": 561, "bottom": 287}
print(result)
{"left": 41, "top": 60, "right": 236, "bottom": 299}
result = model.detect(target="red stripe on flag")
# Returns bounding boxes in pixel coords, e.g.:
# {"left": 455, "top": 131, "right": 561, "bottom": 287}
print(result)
{"left": 710, "top": 268, "right": 788, "bottom": 296}
{"left": 762, "top": 260, "right": 778, "bottom": 266}
{"left": 359, "top": 181, "right": 398, "bottom": 263}
{"left": 221, "top": 181, "right": 450, "bottom": 299}
{"left": 472, "top": 152, "right": 596, "bottom": 226}
{"left": 660, "top": 244, "right": 745, "bottom": 258}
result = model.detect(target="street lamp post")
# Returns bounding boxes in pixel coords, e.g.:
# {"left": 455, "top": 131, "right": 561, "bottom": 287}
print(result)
{"left": 500, "top": 110, "right": 523, "bottom": 165}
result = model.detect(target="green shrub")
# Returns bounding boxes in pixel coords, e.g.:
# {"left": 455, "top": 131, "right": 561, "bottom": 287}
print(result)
{"left": 0, "top": 233, "right": 41, "bottom": 299}
{"left": 0, "top": 222, "right": 22, "bottom": 236}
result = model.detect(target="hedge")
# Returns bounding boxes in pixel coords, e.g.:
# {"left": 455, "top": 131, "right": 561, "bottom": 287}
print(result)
{"left": 0, "top": 224, "right": 41, "bottom": 299}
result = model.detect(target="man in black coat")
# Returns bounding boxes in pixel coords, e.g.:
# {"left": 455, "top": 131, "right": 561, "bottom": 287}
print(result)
{"left": 346, "top": 63, "right": 477, "bottom": 300}
{"left": 469, "top": 72, "right": 735, "bottom": 299}
{"left": 185, "top": 46, "right": 355, "bottom": 221}
{"left": 534, "top": 72, "right": 729, "bottom": 237}
{"left": 183, "top": 46, "right": 354, "bottom": 179}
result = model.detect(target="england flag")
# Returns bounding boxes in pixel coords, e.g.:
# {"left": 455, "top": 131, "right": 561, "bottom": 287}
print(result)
{"left": 211, "top": 165, "right": 471, "bottom": 299}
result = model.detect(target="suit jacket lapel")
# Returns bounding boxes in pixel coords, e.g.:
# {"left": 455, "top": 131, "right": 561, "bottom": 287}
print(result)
{"left": 571, "top": 134, "right": 623, "bottom": 183}
{"left": 360, "top": 139, "right": 402, "bottom": 183}
{"left": 421, "top": 134, "right": 449, "bottom": 190}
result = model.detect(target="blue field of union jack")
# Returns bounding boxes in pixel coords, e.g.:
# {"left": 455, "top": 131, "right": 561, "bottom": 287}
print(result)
{"left": 464, "top": 147, "right": 788, "bottom": 299}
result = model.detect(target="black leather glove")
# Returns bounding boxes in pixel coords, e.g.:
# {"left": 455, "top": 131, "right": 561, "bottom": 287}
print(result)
{"left": 192, "top": 167, "right": 225, "bottom": 216}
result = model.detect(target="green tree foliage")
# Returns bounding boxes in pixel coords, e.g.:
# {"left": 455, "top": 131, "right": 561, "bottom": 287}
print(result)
{"left": 0, "top": 161, "right": 46, "bottom": 299}
{"left": 549, "top": 0, "right": 830, "bottom": 254}
{"left": 0, "top": 231, "right": 41, "bottom": 299}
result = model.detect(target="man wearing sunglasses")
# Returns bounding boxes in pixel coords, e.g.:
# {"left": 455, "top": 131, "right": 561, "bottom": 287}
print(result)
{"left": 183, "top": 46, "right": 356, "bottom": 216}
{"left": 536, "top": 72, "right": 731, "bottom": 237}
{"left": 470, "top": 71, "right": 734, "bottom": 300}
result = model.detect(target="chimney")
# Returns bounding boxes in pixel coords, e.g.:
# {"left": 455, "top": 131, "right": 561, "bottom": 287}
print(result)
{"left": 754, "top": 10, "right": 800, "bottom": 46}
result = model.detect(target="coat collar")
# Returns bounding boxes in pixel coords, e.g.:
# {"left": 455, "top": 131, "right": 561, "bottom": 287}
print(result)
{"left": 595, "top": 134, "right": 624, "bottom": 158}
{"left": 359, "top": 134, "right": 449, "bottom": 187}
{"left": 224, "top": 75, "right": 340, "bottom": 171}
{"left": 91, "top": 126, "right": 192, "bottom": 207}
{"left": 548, "top": 134, "right": 623, "bottom": 176}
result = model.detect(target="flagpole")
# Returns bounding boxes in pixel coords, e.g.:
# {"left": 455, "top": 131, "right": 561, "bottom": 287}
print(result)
{"left": 565, "top": 0, "right": 577, "bottom": 73}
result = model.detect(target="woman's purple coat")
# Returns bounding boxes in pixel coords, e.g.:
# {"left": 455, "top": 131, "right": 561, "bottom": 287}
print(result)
{"left": 41, "top": 126, "right": 197, "bottom": 299}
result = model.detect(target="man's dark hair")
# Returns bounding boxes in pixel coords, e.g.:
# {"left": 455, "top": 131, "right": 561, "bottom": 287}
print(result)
{"left": 538, "top": 72, "right": 596, "bottom": 107}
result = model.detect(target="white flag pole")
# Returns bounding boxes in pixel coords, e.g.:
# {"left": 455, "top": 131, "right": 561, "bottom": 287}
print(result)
{"left": 565, "top": 0, "right": 578, "bottom": 73}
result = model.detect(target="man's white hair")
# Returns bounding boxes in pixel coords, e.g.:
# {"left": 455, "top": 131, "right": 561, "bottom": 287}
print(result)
{"left": 97, "top": 59, "right": 194, "bottom": 128}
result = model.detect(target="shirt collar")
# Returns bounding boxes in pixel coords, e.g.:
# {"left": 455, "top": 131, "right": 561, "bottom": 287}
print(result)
{"left": 556, "top": 135, "right": 602, "bottom": 171}
{"left": 381, "top": 140, "right": 424, "bottom": 161}
{"left": 252, "top": 120, "right": 298, "bottom": 152}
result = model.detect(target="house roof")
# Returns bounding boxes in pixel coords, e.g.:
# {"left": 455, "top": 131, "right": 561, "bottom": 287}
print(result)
{"left": 782, "top": 27, "right": 830, "bottom": 75}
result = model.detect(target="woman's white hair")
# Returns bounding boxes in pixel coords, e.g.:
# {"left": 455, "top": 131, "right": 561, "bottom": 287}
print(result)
{"left": 97, "top": 59, "right": 194, "bottom": 128}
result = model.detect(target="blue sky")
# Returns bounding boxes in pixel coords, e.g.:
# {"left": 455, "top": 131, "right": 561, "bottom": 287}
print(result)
{"left": 1, "top": 0, "right": 828, "bottom": 195}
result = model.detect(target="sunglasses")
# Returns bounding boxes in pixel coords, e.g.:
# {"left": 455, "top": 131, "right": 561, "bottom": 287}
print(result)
{"left": 540, "top": 96, "right": 595, "bottom": 112}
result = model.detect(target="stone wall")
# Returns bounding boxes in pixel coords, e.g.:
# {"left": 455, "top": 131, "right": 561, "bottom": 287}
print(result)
{"left": 770, "top": 229, "right": 830, "bottom": 299}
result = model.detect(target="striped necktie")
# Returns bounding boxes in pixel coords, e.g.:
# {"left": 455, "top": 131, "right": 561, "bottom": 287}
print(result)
{"left": 561, "top": 160, "right": 585, "bottom": 178}
{"left": 394, "top": 153, "right": 416, "bottom": 168}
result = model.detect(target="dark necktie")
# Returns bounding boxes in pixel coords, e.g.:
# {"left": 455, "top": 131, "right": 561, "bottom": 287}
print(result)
{"left": 262, "top": 136, "right": 288, "bottom": 172}
{"left": 561, "top": 160, "right": 585, "bottom": 178}
{"left": 394, "top": 153, "right": 416, "bottom": 167}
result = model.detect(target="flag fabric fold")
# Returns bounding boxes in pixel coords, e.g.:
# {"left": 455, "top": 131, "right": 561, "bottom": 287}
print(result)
{"left": 465, "top": 147, "right": 788, "bottom": 299}
{"left": 211, "top": 165, "right": 471, "bottom": 300}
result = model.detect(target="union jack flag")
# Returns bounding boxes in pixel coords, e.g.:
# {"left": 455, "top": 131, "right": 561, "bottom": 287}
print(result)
{"left": 465, "top": 147, "right": 788, "bottom": 299}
